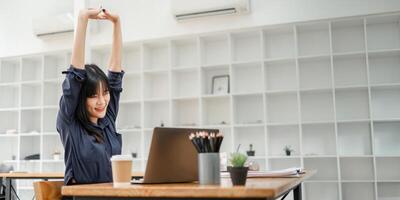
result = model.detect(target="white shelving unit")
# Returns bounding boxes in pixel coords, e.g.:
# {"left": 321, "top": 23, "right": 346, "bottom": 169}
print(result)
{"left": 1, "top": 13, "right": 400, "bottom": 200}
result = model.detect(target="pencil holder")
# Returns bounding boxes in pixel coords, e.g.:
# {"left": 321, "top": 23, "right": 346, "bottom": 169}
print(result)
{"left": 198, "top": 153, "right": 220, "bottom": 185}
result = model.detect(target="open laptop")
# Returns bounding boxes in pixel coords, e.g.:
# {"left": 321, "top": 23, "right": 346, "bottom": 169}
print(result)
{"left": 131, "top": 127, "right": 219, "bottom": 184}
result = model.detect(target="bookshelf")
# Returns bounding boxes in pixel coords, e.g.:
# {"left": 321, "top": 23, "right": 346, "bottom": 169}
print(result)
{"left": 0, "top": 12, "right": 399, "bottom": 200}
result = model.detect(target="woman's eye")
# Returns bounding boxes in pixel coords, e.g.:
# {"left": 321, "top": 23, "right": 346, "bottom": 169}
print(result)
{"left": 90, "top": 94, "right": 98, "bottom": 98}
{"left": 104, "top": 91, "right": 109, "bottom": 95}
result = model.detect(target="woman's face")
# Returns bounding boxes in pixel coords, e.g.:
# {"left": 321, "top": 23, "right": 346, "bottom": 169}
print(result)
{"left": 86, "top": 82, "right": 110, "bottom": 123}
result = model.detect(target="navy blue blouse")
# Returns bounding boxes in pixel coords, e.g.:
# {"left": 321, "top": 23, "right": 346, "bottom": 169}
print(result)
{"left": 56, "top": 66, "right": 124, "bottom": 185}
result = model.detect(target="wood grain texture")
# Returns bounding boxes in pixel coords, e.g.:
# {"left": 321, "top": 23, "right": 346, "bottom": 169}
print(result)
{"left": 62, "top": 170, "right": 315, "bottom": 198}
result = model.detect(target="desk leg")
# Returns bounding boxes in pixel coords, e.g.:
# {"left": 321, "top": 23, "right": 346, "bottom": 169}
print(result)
{"left": 293, "top": 184, "right": 302, "bottom": 200}
{"left": 5, "top": 178, "right": 11, "bottom": 200}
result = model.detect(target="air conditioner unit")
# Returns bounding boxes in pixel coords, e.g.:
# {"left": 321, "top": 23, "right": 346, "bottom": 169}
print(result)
{"left": 32, "top": 13, "right": 74, "bottom": 37}
{"left": 171, "top": 0, "right": 250, "bottom": 21}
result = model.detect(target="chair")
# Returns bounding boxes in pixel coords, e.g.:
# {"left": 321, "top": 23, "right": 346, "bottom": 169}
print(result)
{"left": 33, "top": 181, "right": 64, "bottom": 200}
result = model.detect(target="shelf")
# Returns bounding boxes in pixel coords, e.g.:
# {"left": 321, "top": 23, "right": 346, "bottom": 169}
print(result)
{"left": 231, "top": 30, "right": 261, "bottom": 62}
{"left": 218, "top": 128, "right": 233, "bottom": 153}
{"left": 297, "top": 22, "right": 330, "bottom": 56}
{"left": 340, "top": 157, "right": 374, "bottom": 181}
{"left": 143, "top": 101, "right": 170, "bottom": 129}
{"left": 338, "top": 122, "right": 372, "bottom": 155}
{"left": 374, "top": 121, "right": 400, "bottom": 156}
{"left": 143, "top": 41, "right": 170, "bottom": 71}
{"left": 42, "top": 161, "right": 65, "bottom": 173}
{"left": 143, "top": 130, "right": 153, "bottom": 158}
{"left": 172, "top": 68, "right": 199, "bottom": 98}
{"left": 201, "top": 64, "right": 229, "bottom": 95}
{"left": 233, "top": 94, "right": 264, "bottom": 124}
{"left": 267, "top": 157, "right": 301, "bottom": 171}
{"left": 21, "top": 56, "right": 42, "bottom": 81}
{"left": 263, "top": 26, "right": 295, "bottom": 59}
{"left": 0, "top": 137, "right": 18, "bottom": 161}
{"left": 266, "top": 92, "right": 298, "bottom": 125}
{"left": 341, "top": 182, "right": 375, "bottom": 200}
{"left": 200, "top": 34, "right": 229, "bottom": 66}
{"left": 117, "top": 102, "right": 141, "bottom": 130}
{"left": 0, "top": 59, "right": 20, "bottom": 83}
{"left": 44, "top": 53, "right": 66, "bottom": 80}
{"left": 304, "top": 157, "right": 338, "bottom": 181}
{"left": 20, "top": 109, "right": 41, "bottom": 133}
{"left": 43, "top": 81, "right": 61, "bottom": 106}
{"left": 298, "top": 56, "right": 332, "bottom": 90}
{"left": 202, "top": 95, "right": 231, "bottom": 126}
{"left": 121, "top": 131, "right": 142, "bottom": 159}
{"left": 172, "top": 98, "right": 199, "bottom": 127}
{"left": 331, "top": 19, "right": 365, "bottom": 53}
{"left": 43, "top": 107, "right": 58, "bottom": 133}
{"left": 377, "top": 182, "right": 400, "bottom": 200}
{"left": 21, "top": 83, "right": 42, "bottom": 107}
{"left": 122, "top": 44, "right": 141, "bottom": 73}
{"left": 121, "top": 74, "right": 141, "bottom": 102}
{"left": 19, "top": 135, "right": 40, "bottom": 161}
{"left": 371, "top": 87, "right": 400, "bottom": 119}
{"left": 333, "top": 53, "right": 367, "bottom": 87}
{"left": 369, "top": 50, "right": 400, "bottom": 85}
{"left": 267, "top": 125, "right": 299, "bottom": 156}
{"left": 335, "top": 88, "right": 370, "bottom": 120}
{"left": 233, "top": 126, "right": 265, "bottom": 157}
{"left": 171, "top": 38, "right": 199, "bottom": 68}
{"left": 302, "top": 123, "right": 336, "bottom": 156}
{"left": 0, "top": 85, "right": 19, "bottom": 108}
{"left": 300, "top": 90, "right": 334, "bottom": 122}
{"left": 143, "top": 71, "right": 169, "bottom": 99}
{"left": 264, "top": 60, "right": 297, "bottom": 91}
{"left": 376, "top": 157, "right": 400, "bottom": 181}
{"left": 304, "top": 182, "right": 339, "bottom": 200}
{"left": 42, "top": 134, "right": 64, "bottom": 160}
{"left": 231, "top": 62, "right": 263, "bottom": 94}
{"left": 366, "top": 15, "right": 400, "bottom": 50}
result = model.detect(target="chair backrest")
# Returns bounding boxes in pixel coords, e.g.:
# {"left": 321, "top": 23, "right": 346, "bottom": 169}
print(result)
{"left": 33, "top": 181, "right": 64, "bottom": 200}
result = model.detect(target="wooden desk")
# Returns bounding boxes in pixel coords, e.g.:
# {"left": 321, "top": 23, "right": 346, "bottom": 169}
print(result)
{"left": 0, "top": 172, "right": 64, "bottom": 200}
{"left": 62, "top": 171, "right": 315, "bottom": 200}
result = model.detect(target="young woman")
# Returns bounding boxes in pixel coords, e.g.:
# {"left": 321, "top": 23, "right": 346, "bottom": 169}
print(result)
{"left": 56, "top": 7, "right": 124, "bottom": 185}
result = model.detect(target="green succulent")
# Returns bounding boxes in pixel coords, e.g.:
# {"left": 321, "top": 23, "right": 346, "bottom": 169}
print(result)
{"left": 229, "top": 152, "right": 248, "bottom": 167}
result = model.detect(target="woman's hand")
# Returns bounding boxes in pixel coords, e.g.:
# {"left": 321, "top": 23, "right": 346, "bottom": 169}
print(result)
{"left": 102, "top": 9, "right": 120, "bottom": 23}
{"left": 79, "top": 8, "right": 104, "bottom": 20}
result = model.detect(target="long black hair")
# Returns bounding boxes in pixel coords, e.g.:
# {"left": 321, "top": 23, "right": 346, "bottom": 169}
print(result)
{"left": 76, "top": 64, "right": 110, "bottom": 143}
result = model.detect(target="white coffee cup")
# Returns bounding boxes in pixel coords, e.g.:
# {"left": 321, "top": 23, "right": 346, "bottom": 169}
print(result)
{"left": 110, "top": 155, "right": 132, "bottom": 187}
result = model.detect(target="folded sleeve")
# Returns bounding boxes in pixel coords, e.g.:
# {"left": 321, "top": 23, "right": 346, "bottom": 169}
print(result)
{"left": 58, "top": 66, "right": 87, "bottom": 123}
{"left": 106, "top": 70, "right": 125, "bottom": 121}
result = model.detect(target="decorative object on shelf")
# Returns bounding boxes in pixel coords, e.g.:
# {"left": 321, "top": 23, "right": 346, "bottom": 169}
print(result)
{"left": 160, "top": 120, "right": 164, "bottom": 127}
{"left": 52, "top": 149, "right": 61, "bottom": 160}
{"left": 11, "top": 155, "right": 16, "bottom": 160}
{"left": 6, "top": 129, "right": 17, "bottom": 134}
{"left": 220, "top": 121, "right": 227, "bottom": 125}
{"left": 30, "top": 130, "right": 40, "bottom": 134}
{"left": 246, "top": 144, "right": 255, "bottom": 156}
{"left": 247, "top": 160, "right": 260, "bottom": 171}
{"left": 228, "top": 148, "right": 248, "bottom": 186}
{"left": 283, "top": 145, "right": 294, "bottom": 156}
{"left": 212, "top": 75, "right": 230, "bottom": 95}
{"left": 24, "top": 153, "right": 40, "bottom": 160}
{"left": 131, "top": 149, "right": 138, "bottom": 158}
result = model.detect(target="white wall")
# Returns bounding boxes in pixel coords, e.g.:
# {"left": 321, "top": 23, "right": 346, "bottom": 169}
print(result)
{"left": 1, "top": 0, "right": 400, "bottom": 58}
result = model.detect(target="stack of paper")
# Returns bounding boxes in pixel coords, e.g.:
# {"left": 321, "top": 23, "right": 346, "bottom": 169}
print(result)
{"left": 221, "top": 167, "right": 305, "bottom": 178}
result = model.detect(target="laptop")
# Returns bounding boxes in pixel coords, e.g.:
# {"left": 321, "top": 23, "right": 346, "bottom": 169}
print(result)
{"left": 131, "top": 127, "right": 219, "bottom": 184}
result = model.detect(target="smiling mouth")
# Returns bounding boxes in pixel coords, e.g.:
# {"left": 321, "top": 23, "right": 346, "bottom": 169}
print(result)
{"left": 95, "top": 107, "right": 106, "bottom": 112}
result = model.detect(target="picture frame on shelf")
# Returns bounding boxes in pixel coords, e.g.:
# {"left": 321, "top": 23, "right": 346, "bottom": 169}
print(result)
{"left": 212, "top": 75, "right": 230, "bottom": 95}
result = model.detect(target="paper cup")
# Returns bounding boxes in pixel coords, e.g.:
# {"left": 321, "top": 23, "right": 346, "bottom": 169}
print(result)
{"left": 110, "top": 155, "right": 132, "bottom": 187}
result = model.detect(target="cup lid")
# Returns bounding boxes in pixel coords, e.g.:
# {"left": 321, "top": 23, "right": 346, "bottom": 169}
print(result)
{"left": 110, "top": 155, "right": 133, "bottom": 161}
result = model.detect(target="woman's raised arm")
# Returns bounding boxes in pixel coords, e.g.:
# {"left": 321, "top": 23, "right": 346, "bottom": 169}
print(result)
{"left": 103, "top": 9, "right": 122, "bottom": 72}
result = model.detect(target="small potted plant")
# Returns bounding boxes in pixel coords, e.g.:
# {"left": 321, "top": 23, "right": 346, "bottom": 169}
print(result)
{"left": 228, "top": 152, "right": 248, "bottom": 185}
{"left": 246, "top": 144, "right": 255, "bottom": 156}
{"left": 283, "top": 145, "right": 294, "bottom": 156}
{"left": 53, "top": 149, "right": 61, "bottom": 160}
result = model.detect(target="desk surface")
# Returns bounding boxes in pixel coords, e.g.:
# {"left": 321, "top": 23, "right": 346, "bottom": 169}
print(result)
{"left": 62, "top": 170, "right": 315, "bottom": 199}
